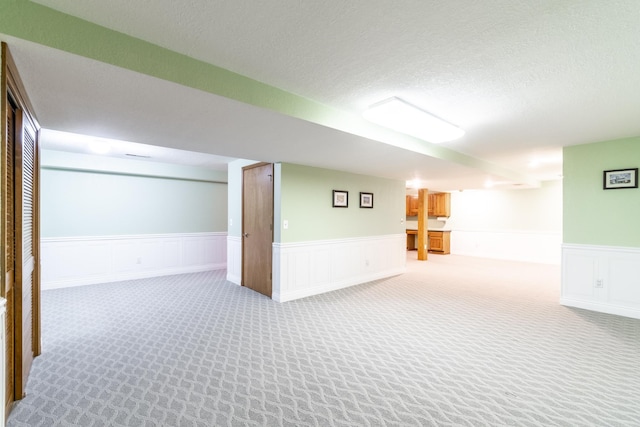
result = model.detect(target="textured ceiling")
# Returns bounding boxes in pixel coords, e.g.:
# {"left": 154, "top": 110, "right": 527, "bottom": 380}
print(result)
{"left": 8, "top": 0, "right": 640, "bottom": 188}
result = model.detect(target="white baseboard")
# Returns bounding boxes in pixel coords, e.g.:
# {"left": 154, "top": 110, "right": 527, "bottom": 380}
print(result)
{"left": 272, "top": 234, "right": 406, "bottom": 302}
{"left": 226, "top": 236, "right": 242, "bottom": 285}
{"left": 561, "top": 243, "right": 640, "bottom": 320}
{"left": 41, "top": 232, "right": 227, "bottom": 290}
{"left": 450, "top": 229, "right": 562, "bottom": 265}
{"left": 559, "top": 297, "right": 640, "bottom": 320}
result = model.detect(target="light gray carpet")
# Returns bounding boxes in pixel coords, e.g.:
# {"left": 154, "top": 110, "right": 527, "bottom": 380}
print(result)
{"left": 7, "top": 255, "right": 640, "bottom": 426}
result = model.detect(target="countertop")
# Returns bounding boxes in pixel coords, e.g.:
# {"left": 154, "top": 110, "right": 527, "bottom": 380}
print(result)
{"left": 406, "top": 229, "right": 451, "bottom": 232}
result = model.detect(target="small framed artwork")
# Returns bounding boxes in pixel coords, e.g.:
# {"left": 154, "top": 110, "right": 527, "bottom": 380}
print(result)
{"left": 333, "top": 190, "right": 349, "bottom": 207}
{"left": 360, "top": 192, "right": 374, "bottom": 208}
{"left": 603, "top": 168, "right": 638, "bottom": 190}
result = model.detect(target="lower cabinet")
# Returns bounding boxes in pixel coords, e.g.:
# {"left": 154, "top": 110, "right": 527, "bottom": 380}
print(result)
{"left": 428, "top": 231, "right": 450, "bottom": 254}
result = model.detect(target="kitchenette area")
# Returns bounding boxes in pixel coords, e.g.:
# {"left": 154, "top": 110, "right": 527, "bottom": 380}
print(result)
{"left": 406, "top": 191, "right": 451, "bottom": 255}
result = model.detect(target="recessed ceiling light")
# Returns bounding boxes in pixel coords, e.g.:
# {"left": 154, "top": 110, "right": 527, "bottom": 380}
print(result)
{"left": 363, "top": 97, "right": 464, "bottom": 143}
{"left": 406, "top": 179, "right": 420, "bottom": 189}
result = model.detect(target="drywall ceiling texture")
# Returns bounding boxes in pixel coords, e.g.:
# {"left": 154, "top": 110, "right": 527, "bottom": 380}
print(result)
{"left": 6, "top": 36, "right": 505, "bottom": 191}
{"left": 10, "top": 1, "right": 640, "bottom": 188}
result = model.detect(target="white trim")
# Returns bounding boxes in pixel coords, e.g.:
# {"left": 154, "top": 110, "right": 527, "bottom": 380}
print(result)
{"left": 559, "top": 297, "right": 640, "bottom": 320}
{"left": 561, "top": 243, "right": 640, "bottom": 320}
{"left": 272, "top": 234, "right": 409, "bottom": 249}
{"left": 41, "top": 232, "right": 227, "bottom": 290}
{"left": 273, "top": 234, "right": 406, "bottom": 302}
{"left": 562, "top": 243, "right": 640, "bottom": 254}
{"left": 450, "top": 228, "right": 560, "bottom": 235}
{"left": 41, "top": 231, "right": 226, "bottom": 243}
{"left": 226, "top": 235, "right": 242, "bottom": 285}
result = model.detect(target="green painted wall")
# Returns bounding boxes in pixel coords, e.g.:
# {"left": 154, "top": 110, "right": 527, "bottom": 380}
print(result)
{"left": 41, "top": 150, "right": 228, "bottom": 237}
{"left": 563, "top": 137, "right": 640, "bottom": 246}
{"left": 279, "top": 164, "right": 405, "bottom": 242}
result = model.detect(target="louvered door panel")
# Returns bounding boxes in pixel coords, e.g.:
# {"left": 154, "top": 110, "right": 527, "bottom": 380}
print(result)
{"left": 22, "top": 125, "right": 34, "bottom": 260}
{"left": 14, "top": 112, "right": 36, "bottom": 396}
{"left": 22, "top": 120, "right": 36, "bottom": 390}
{"left": 4, "top": 100, "right": 16, "bottom": 409}
{"left": 3, "top": 41, "right": 41, "bottom": 411}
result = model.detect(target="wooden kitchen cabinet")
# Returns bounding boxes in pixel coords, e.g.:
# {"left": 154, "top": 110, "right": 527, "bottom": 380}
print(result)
{"left": 427, "top": 194, "right": 435, "bottom": 216}
{"left": 429, "top": 192, "right": 450, "bottom": 217}
{"left": 407, "top": 192, "right": 450, "bottom": 217}
{"left": 428, "top": 230, "right": 451, "bottom": 254}
{"left": 405, "top": 195, "right": 419, "bottom": 216}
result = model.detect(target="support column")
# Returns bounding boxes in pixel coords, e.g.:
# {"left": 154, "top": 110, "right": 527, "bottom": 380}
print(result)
{"left": 417, "top": 188, "right": 428, "bottom": 261}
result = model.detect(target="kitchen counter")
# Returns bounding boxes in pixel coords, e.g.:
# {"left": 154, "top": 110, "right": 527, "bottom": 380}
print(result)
{"left": 406, "top": 229, "right": 451, "bottom": 232}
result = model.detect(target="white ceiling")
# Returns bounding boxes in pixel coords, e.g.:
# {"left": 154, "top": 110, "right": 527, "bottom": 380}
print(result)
{"left": 7, "top": 1, "right": 640, "bottom": 189}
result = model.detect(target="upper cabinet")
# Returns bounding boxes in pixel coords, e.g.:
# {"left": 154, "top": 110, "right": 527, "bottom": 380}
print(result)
{"left": 405, "top": 195, "right": 419, "bottom": 216}
{"left": 429, "top": 192, "right": 451, "bottom": 217}
{"left": 406, "top": 192, "right": 450, "bottom": 217}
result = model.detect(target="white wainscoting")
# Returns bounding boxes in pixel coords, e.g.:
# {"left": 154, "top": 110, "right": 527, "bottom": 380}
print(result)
{"left": 226, "top": 236, "right": 242, "bottom": 285}
{"left": 272, "top": 234, "right": 406, "bottom": 302}
{"left": 561, "top": 244, "right": 640, "bottom": 320}
{"left": 450, "top": 230, "right": 562, "bottom": 265}
{"left": 41, "top": 232, "right": 227, "bottom": 290}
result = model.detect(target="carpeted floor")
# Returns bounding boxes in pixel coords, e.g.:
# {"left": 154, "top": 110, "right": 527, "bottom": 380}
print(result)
{"left": 7, "top": 254, "right": 640, "bottom": 426}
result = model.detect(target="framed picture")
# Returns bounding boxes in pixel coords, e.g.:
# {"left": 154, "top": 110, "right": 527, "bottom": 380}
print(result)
{"left": 333, "top": 190, "right": 348, "bottom": 207}
{"left": 360, "top": 192, "right": 374, "bottom": 208}
{"left": 603, "top": 168, "right": 638, "bottom": 190}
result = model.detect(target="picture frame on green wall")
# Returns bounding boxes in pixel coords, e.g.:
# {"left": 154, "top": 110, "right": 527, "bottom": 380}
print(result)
{"left": 333, "top": 190, "right": 348, "bottom": 207}
{"left": 603, "top": 168, "right": 638, "bottom": 190}
{"left": 360, "top": 192, "right": 374, "bottom": 208}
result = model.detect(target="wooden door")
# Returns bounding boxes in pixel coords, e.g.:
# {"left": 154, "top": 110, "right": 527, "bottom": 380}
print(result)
{"left": 13, "top": 107, "right": 38, "bottom": 397}
{"left": 427, "top": 193, "right": 435, "bottom": 216}
{"left": 2, "top": 84, "right": 17, "bottom": 411}
{"left": 428, "top": 232, "right": 443, "bottom": 252}
{"left": 242, "top": 163, "right": 273, "bottom": 297}
{"left": 1, "top": 42, "right": 41, "bottom": 410}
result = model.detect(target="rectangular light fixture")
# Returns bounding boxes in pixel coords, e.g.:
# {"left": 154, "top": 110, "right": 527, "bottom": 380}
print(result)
{"left": 363, "top": 97, "right": 464, "bottom": 143}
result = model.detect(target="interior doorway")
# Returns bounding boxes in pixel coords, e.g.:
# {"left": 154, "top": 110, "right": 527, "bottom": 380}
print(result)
{"left": 1, "top": 42, "right": 41, "bottom": 415}
{"left": 241, "top": 163, "right": 273, "bottom": 297}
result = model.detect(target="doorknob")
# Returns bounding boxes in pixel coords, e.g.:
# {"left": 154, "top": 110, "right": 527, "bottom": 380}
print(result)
{"left": 243, "top": 233, "right": 249, "bottom": 238}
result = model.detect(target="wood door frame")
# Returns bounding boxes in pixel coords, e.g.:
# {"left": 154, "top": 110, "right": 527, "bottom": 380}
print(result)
{"left": 1, "top": 42, "right": 41, "bottom": 413}
{"left": 241, "top": 162, "right": 274, "bottom": 295}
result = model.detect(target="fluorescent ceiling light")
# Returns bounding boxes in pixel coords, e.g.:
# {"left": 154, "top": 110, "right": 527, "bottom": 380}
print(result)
{"left": 363, "top": 97, "right": 464, "bottom": 143}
